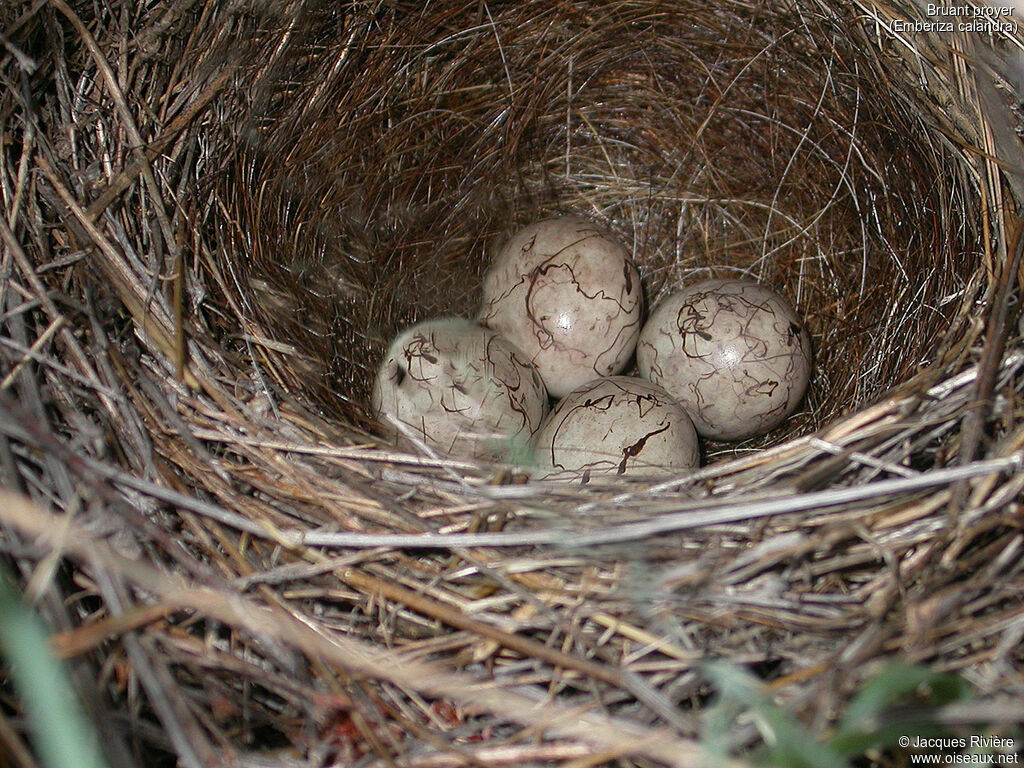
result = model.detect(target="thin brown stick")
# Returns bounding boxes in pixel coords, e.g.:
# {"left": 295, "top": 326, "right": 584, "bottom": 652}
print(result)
{"left": 956, "top": 212, "right": 1024, "bottom": 467}
{"left": 357, "top": 742, "right": 595, "bottom": 768}
{"left": 51, "top": 603, "right": 174, "bottom": 658}
{"left": 34, "top": 152, "right": 199, "bottom": 389}
{"left": 82, "top": 67, "right": 234, "bottom": 222}
{"left": 0, "top": 709, "right": 41, "bottom": 768}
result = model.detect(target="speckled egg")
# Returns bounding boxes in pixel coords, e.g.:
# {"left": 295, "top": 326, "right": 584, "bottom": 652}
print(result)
{"left": 478, "top": 216, "right": 643, "bottom": 398}
{"left": 371, "top": 317, "right": 548, "bottom": 461}
{"left": 636, "top": 279, "right": 811, "bottom": 441}
{"left": 531, "top": 376, "right": 700, "bottom": 481}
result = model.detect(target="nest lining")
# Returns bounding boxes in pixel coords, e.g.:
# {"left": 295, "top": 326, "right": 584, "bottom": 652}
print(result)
{"left": 2, "top": 1, "right": 1024, "bottom": 767}
{"left": 221, "top": 1, "right": 981, "bottom": 451}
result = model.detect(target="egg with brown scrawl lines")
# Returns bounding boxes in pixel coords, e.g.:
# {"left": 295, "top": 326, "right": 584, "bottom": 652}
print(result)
{"left": 636, "top": 279, "right": 811, "bottom": 441}
{"left": 372, "top": 317, "right": 548, "bottom": 461}
{"left": 531, "top": 375, "right": 700, "bottom": 481}
{"left": 478, "top": 216, "right": 643, "bottom": 398}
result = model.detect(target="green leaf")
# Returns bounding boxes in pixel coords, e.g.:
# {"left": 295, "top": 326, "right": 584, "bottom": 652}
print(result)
{"left": 830, "top": 662, "right": 969, "bottom": 756}
{"left": 702, "top": 662, "right": 849, "bottom": 768}
{"left": 754, "top": 704, "right": 850, "bottom": 768}
{"left": 703, "top": 661, "right": 768, "bottom": 704}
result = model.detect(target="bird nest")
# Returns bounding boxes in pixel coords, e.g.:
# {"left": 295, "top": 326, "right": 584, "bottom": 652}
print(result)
{"left": 2, "top": 0, "right": 1024, "bottom": 765}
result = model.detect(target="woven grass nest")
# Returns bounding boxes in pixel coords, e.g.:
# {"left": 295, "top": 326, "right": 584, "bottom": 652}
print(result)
{"left": 3, "top": 0, "right": 1024, "bottom": 765}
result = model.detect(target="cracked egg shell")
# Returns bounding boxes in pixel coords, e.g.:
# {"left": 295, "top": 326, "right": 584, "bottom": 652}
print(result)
{"left": 371, "top": 317, "right": 548, "bottom": 462}
{"left": 531, "top": 375, "right": 700, "bottom": 481}
{"left": 478, "top": 216, "right": 643, "bottom": 398}
{"left": 636, "top": 279, "right": 811, "bottom": 441}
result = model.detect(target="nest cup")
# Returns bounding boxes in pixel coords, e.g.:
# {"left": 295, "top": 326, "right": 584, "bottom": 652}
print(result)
{"left": 3, "top": 0, "right": 1024, "bottom": 765}
{"left": 224, "top": 2, "right": 979, "bottom": 448}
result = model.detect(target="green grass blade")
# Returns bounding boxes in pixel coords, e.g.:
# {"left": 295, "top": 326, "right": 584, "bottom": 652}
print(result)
{"left": 0, "top": 568, "right": 111, "bottom": 768}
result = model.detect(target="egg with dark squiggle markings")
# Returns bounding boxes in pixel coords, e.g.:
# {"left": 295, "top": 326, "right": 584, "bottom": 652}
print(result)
{"left": 531, "top": 376, "right": 700, "bottom": 481}
{"left": 636, "top": 279, "right": 811, "bottom": 441}
{"left": 478, "top": 216, "right": 643, "bottom": 398}
{"left": 372, "top": 318, "right": 548, "bottom": 461}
